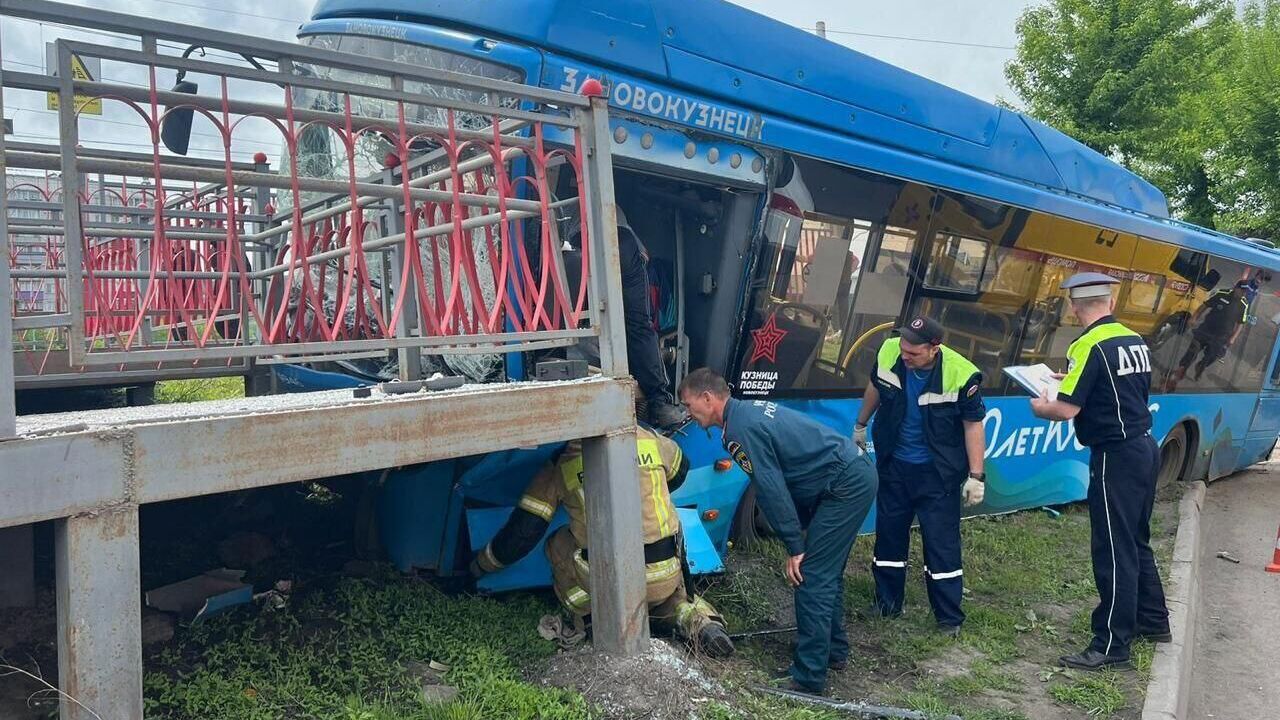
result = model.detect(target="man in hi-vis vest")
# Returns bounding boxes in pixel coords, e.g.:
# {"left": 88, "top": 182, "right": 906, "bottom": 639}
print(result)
{"left": 470, "top": 425, "right": 734, "bottom": 657}
{"left": 855, "top": 315, "right": 988, "bottom": 636}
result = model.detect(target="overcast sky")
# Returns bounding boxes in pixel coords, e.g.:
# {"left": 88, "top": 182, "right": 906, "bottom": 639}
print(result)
{"left": 0, "top": 0, "right": 1039, "bottom": 161}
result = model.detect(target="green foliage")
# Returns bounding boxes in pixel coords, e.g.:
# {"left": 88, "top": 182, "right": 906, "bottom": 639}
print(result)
{"left": 1048, "top": 671, "right": 1128, "bottom": 715}
{"left": 143, "top": 577, "right": 586, "bottom": 720}
{"left": 1211, "top": 0, "right": 1280, "bottom": 239}
{"left": 155, "top": 376, "right": 246, "bottom": 404}
{"left": 1006, "top": 0, "right": 1280, "bottom": 239}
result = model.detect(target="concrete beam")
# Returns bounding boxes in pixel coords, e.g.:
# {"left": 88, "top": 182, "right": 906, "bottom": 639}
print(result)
{"left": 0, "top": 378, "right": 633, "bottom": 528}
{"left": 582, "top": 429, "right": 650, "bottom": 655}
{"left": 55, "top": 508, "right": 143, "bottom": 720}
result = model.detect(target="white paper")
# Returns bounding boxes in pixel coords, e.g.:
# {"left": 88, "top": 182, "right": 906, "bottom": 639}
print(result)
{"left": 1003, "top": 363, "right": 1060, "bottom": 400}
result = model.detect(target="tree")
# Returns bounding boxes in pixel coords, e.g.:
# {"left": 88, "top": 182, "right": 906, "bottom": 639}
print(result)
{"left": 1211, "top": 0, "right": 1280, "bottom": 240}
{"left": 1005, "top": 0, "right": 1234, "bottom": 227}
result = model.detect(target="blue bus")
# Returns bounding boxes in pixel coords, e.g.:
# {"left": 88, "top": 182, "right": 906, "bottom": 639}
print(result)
{"left": 290, "top": 0, "right": 1280, "bottom": 590}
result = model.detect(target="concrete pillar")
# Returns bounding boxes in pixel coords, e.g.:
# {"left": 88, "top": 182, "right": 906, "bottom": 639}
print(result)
{"left": 55, "top": 508, "right": 143, "bottom": 720}
{"left": 582, "top": 429, "right": 649, "bottom": 655}
{"left": 0, "top": 525, "right": 36, "bottom": 607}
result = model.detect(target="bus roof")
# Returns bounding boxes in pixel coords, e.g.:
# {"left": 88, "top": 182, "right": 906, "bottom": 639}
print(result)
{"left": 312, "top": 0, "right": 1171, "bottom": 213}
{"left": 309, "top": 0, "right": 1280, "bottom": 268}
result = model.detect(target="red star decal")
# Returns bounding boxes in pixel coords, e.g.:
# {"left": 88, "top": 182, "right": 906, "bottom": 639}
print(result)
{"left": 748, "top": 312, "right": 787, "bottom": 364}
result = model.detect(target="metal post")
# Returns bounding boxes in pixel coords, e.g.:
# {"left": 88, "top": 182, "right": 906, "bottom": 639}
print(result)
{"left": 55, "top": 507, "right": 143, "bottom": 720}
{"left": 0, "top": 9, "right": 16, "bottom": 437}
{"left": 54, "top": 41, "right": 86, "bottom": 364}
{"left": 578, "top": 96, "right": 629, "bottom": 378}
{"left": 0, "top": 14, "right": 37, "bottom": 612}
{"left": 581, "top": 427, "right": 649, "bottom": 655}
{"left": 384, "top": 165, "right": 421, "bottom": 381}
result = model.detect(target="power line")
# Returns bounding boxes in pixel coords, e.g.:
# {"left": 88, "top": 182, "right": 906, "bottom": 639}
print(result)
{"left": 108, "top": 0, "right": 303, "bottom": 27}
{"left": 810, "top": 26, "right": 1017, "bottom": 51}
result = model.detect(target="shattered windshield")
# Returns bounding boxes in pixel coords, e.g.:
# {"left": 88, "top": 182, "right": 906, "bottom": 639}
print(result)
{"left": 286, "top": 33, "right": 525, "bottom": 188}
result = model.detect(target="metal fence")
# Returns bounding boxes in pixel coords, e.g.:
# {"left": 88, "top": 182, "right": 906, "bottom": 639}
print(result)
{"left": 4, "top": 5, "right": 612, "bottom": 381}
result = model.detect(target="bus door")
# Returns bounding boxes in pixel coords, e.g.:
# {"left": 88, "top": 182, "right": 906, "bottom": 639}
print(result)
{"left": 1242, "top": 272, "right": 1280, "bottom": 467}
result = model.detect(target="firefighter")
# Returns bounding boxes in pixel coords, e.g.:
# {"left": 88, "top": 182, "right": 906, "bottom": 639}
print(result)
{"left": 565, "top": 206, "right": 686, "bottom": 429}
{"left": 679, "top": 368, "right": 877, "bottom": 695}
{"left": 1030, "top": 272, "right": 1170, "bottom": 670}
{"left": 854, "top": 315, "right": 987, "bottom": 636}
{"left": 469, "top": 423, "right": 734, "bottom": 657}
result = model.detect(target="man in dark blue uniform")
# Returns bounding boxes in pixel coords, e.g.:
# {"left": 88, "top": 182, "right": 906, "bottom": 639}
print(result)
{"left": 566, "top": 206, "right": 685, "bottom": 428}
{"left": 679, "top": 368, "right": 878, "bottom": 694}
{"left": 854, "top": 316, "right": 988, "bottom": 635}
{"left": 1031, "top": 272, "right": 1170, "bottom": 670}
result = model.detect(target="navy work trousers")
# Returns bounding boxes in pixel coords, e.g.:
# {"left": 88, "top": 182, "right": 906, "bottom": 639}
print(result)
{"left": 790, "top": 453, "right": 878, "bottom": 692}
{"left": 872, "top": 457, "right": 965, "bottom": 628}
{"left": 618, "top": 231, "right": 670, "bottom": 405}
{"left": 1086, "top": 434, "right": 1169, "bottom": 659}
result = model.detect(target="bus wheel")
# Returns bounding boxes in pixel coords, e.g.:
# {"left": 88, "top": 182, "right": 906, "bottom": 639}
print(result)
{"left": 730, "top": 485, "right": 773, "bottom": 548}
{"left": 1158, "top": 424, "right": 1189, "bottom": 489}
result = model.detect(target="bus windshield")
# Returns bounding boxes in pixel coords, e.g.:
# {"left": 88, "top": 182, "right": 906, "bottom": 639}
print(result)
{"left": 288, "top": 33, "right": 524, "bottom": 184}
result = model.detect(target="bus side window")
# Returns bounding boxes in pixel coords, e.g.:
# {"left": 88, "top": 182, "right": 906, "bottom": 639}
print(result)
{"left": 730, "top": 156, "right": 930, "bottom": 398}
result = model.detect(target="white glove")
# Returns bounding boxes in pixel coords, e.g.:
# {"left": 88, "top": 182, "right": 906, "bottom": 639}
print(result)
{"left": 853, "top": 424, "right": 867, "bottom": 450}
{"left": 962, "top": 478, "right": 985, "bottom": 507}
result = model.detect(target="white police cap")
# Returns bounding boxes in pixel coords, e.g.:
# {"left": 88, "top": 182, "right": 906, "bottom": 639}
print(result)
{"left": 1060, "top": 272, "right": 1120, "bottom": 299}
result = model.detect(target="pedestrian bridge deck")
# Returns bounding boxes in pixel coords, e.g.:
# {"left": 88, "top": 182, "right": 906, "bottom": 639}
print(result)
{"left": 3, "top": 376, "right": 635, "bottom": 530}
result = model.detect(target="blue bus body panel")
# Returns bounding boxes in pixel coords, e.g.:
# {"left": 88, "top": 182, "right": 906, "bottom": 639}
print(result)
{"left": 310, "top": 0, "right": 1167, "bottom": 217}
{"left": 468, "top": 506, "right": 725, "bottom": 593}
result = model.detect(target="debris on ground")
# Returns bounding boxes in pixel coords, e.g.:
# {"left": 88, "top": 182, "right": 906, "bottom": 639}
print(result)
{"left": 536, "top": 639, "right": 727, "bottom": 719}
{"left": 537, "top": 614, "right": 588, "bottom": 648}
{"left": 145, "top": 568, "right": 253, "bottom": 620}
{"left": 1216, "top": 551, "right": 1242, "bottom": 564}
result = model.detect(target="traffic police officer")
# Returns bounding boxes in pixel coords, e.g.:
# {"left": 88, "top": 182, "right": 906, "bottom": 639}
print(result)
{"left": 470, "top": 424, "right": 734, "bottom": 657}
{"left": 679, "top": 368, "right": 878, "bottom": 695}
{"left": 854, "top": 316, "right": 987, "bottom": 635}
{"left": 1030, "top": 272, "right": 1170, "bottom": 670}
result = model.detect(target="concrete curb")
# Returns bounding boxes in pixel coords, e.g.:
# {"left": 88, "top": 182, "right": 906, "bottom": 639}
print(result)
{"left": 1141, "top": 480, "right": 1206, "bottom": 720}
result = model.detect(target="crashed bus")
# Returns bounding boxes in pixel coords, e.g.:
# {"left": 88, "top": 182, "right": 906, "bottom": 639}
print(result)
{"left": 159, "top": 0, "right": 1280, "bottom": 592}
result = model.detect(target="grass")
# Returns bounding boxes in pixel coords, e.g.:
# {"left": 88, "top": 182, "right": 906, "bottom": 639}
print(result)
{"left": 130, "top": 488, "right": 1177, "bottom": 719}
{"left": 702, "top": 499, "right": 1178, "bottom": 720}
{"left": 143, "top": 574, "right": 589, "bottom": 720}
{"left": 155, "top": 376, "right": 245, "bottom": 404}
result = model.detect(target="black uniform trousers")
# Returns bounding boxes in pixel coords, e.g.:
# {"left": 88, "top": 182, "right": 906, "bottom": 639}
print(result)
{"left": 618, "top": 230, "right": 670, "bottom": 405}
{"left": 1086, "top": 433, "right": 1169, "bottom": 658}
{"left": 873, "top": 457, "right": 965, "bottom": 628}
{"left": 790, "top": 453, "right": 878, "bottom": 692}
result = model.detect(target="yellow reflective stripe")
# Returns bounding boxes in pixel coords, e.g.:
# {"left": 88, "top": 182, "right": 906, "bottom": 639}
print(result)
{"left": 559, "top": 455, "right": 584, "bottom": 492}
{"left": 876, "top": 338, "right": 903, "bottom": 388}
{"left": 480, "top": 545, "right": 504, "bottom": 571}
{"left": 518, "top": 495, "right": 555, "bottom": 521}
{"left": 1061, "top": 322, "right": 1140, "bottom": 395}
{"left": 636, "top": 437, "right": 673, "bottom": 537}
{"left": 564, "top": 586, "right": 590, "bottom": 611}
{"left": 645, "top": 556, "right": 681, "bottom": 583}
{"left": 649, "top": 467, "right": 673, "bottom": 537}
{"left": 574, "top": 549, "right": 589, "bottom": 574}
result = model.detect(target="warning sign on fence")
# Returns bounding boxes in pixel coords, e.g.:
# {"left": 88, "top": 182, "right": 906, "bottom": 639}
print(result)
{"left": 45, "top": 43, "right": 102, "bottom": 115}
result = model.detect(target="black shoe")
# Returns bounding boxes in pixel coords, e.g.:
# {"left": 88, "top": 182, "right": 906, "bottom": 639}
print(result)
{"left": 648, "top": 401, "right": 688, "bottom": 430}
{"left": 937, "top": 623, "right": 961, "bottom": 638}
{"left": 786, "top": 679, "right": 825, "bottom": 695}
{"left": 697, "top": 624, "right": 736, "bottom": 658}
{"left": 871, "top": 603, "right": 902, "bottom": 619}
{"left": 829, "top": 658, "right": 847, "bottom": 671}
{"left": 1059, "top": 649, "right": 1130, "bottom": 671}
{"left": 1136, "top": 629, "right": 1173, "bottom": 643}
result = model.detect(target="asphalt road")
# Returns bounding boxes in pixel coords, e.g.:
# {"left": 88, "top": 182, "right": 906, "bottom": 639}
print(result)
{"left": 1187, "top": 465, "right": 1280, "bottom": 720}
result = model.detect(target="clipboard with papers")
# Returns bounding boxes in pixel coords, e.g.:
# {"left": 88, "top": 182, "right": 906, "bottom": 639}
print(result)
{"left": 1002, "top": 363, "right": 1061, "bottom": 400}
